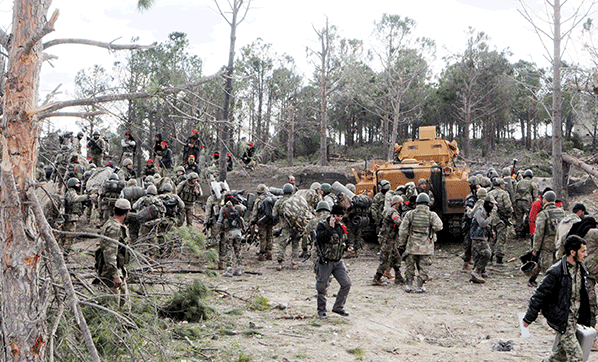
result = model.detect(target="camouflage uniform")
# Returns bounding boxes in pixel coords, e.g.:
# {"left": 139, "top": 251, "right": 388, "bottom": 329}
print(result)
{"left": 398, "top": 204, "right": 443, "bottom": 291}
{"left": 88, "top": 136, "right": 107, "bottom": 168}
{"left": 177, "top": 179, "right": 202, "bottom": 227}
{"left": 117, "top": 167, "right": 136, "bottom": 182}
{"left": 514, "top": 177, "right": 538, "bottom": 236}
{"left": 295, "top": 188, "right": 322, "bottom": 210}
{"left": 530, "top": 201, "right": 566, "bottom": 283}
{"left": 323, "top": 193, "right": 337, "bottom": 209}
{"left": 158, "top": 192, "right": 185, "bottom": 228}
{"left": 96, "top": 217, "right": 130, "bottom": 311}
{"left": 63, "top": 189, "right": 91, "bottom": 248}
{"left": 273, "top": 194, "right": 313, "bottom": 267}
{"left": 370, "top": 191, "right": 388, "bottom": 231}
{"left": 461, "top": 192, "right": 478, "bottom": 264}
{"left": 250, "top": 193, "right": 275, "bottom": 260}
{"left": 217, "top": 203, "right": 244, "bottom": 275}
{"left": 133, "top": 194, "right": 166, "bottom": 237}
{"left": 488, "top": 186, "right": 513, "bottom": 263}
{"left": 143, "top": 163, "right": 157, "bottom": 176}
{"left": 302, "top": 210, "right": 330, "bottom": 259}
{"left": 345, "top": 195, "right": 372, "bottom": 252}
{"left": 374, "top": 205, "right": 403, "bottom": 283}
{"left": 100, "top": 179, "right": 124, "bottom": 223}
{"left": 470, "top": 206, "right": 494, "bottom": 281}
{"left": 584, "top": 229, "right": 598, "bottom": 327}
{"left": 503, "top": 175, "right": 516, "bottom": 204}
{"left": 204, "top": 194, "right": 222, "bottom": 252}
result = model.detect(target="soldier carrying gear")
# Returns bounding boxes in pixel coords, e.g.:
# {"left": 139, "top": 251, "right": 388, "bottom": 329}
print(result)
{"left": 502, "top": 166, "right": 516, "bottom": 204}
{"left": 370, "top": 180, "right": 391, "bottom": 235}
{"left": 117, "top": 158, "right": 136, "bottom": 182}
{"left": 300, "top": 200, "right": 332, "bottom": 260}
{"left": 88, "top": 130, "right": 107, "bottom": 168}
{"left": 100, "top": 173, "right": 125, "bottom": 223}
{"left": 461, "top": 181, "right": 481, "bottom": 272}
{"left": 132, "top": 184, "right": 167, "bottom": 238}
{"left": 176, "top": 172, "right": 202, "bottom": 227}
{"left": 63, "top": 178, "right": 97, "bottom": 248}
{"left": 217, "top": 201, "right": 245, "bottom": 277}
{"left": 174, "top": 165, "right": 186, "bottom": 184}
{"left": 250, "top": 183, "right": 276, "bottom": 261}
{"left": 398, "top": 193, "right": 443, "bottom": 293}
{"left": 373, "top": 195, "right": 405, "bottom": 286}
{"left": 205, "top": 184, "right": 224, "bottom": 266}
{"left": 488, "top": 177, "right": 513, "bottom": 266}
{"left": 514, "top": 169, "right": 538, "bottom": 238}
{"left": 158, "top": 183, "right": 185, "bottom": 227}
{"left": 95, "top": 198, "right": 131, "bottom": 312}
{"left": 283, "top": 183, "right": 295, "bottom": 195}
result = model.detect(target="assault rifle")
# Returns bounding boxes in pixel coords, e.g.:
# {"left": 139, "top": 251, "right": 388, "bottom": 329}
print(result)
{"left": 87, "top": 137, "right": 104, "bottom": 154}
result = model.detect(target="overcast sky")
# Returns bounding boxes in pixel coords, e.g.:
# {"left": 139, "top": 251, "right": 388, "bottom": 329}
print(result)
{"left": 1, "top": 0, "right": 595, "bottom": 132}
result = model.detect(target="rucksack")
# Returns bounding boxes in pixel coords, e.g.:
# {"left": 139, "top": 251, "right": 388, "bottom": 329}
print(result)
{"left": 258, "top": 196, "right": 277, "bottom": 225}
{"left": 281, "top": 195, "right": 311, "bottom": 231}
{"left": 352, "top": 195, "right": 372, "bottom": 209}
{"left": 163, "top": 196, "right": 179, "bottom": 218}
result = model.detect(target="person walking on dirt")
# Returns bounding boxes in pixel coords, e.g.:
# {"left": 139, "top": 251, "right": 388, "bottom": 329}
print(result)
{"left": 373, "top": 195, "right": 405, "bottom": 286}
{"left": 315, "top": 204, "right": 353, "bottom": 319}
{"left": 469, "top": 193, "right": 496, "bottom": 284}
{"left": 523, "top": 235, "right": 591, "bottom": 362}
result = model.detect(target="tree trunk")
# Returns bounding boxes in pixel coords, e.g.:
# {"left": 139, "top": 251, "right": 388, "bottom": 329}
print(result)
{"left": 286, "top": 106, "right": 295, "bottom": 167}
{"left": 552, "top": 0, "right": 564, "bottom": 201}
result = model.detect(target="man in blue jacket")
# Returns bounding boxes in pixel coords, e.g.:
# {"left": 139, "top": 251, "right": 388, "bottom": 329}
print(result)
{"left": 523, "top": 235, "right": 591, "bottom": 362}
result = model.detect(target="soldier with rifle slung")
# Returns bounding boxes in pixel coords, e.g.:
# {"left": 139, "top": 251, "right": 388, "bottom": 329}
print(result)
{"left": 88, "top": 130, "right": 107, "bottom": 167}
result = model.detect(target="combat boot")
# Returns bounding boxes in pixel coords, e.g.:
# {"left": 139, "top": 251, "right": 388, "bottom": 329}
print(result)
{"left": 393, "top": 269, "right": 405, "bottom": 285}
{"left": 372, "top": 273, "right": 387, "bottom": 286}
{"left": 415, "top": 279, "right": 426, "bottom": 293}
{"left": 470, "top": 269, "right": 486, "bottom": 284}
{"left": 495, "top": 256, "right": 505, "bottom": 267}
{"left": 382, "top": 268, "right": 394, "bottom": 280}
{"left": 461, "top": 262, "right": 471, "bottom": 273}
{"left": 404, "top": 280, "right": 413, "bottom": 293}
{"left": 223, "top": 267, "right": 234, "bottom": 277}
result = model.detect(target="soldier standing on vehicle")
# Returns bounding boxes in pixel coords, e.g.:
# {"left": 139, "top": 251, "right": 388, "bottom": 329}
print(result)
{"left": 315, "top": 204, "right": 353, "bottom": 319}
{"left": 88, "top": 130, "right": 107, "bottom": 168}
{"left": 398, "top": 193, "right": 443, "bottom": 293}
{"left": 514, "top": 169, "right": 538, "bottom": 238}
{"left": 176, "top": 172, "right": 202, "bottom": 227}
{"left": 96, "top": 198, "right": 132, "bottom": 312}
{"left": 528, "top": 190, "right": 567, "bottom": 287}
{"left": 250, "top": 184, "right": 275, "bottom": 261}
{"left": 217, "top": 201, "right": 245, "bottom": 277}
{"left": 488, "top": 178, "right": 513, "bottom": 266}
{"left": 373, "top": 195, "right": 405, "bottom": 286}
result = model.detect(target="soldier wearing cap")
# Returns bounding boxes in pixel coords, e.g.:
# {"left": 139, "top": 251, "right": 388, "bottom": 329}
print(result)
{"left": 469, "top": 192, "right": 496, "bottom": 284}
{"left": 96, "top": 198, "right": 132, "bottom": 311}
{"left": 398, "top": 193, "right": 443, "bottom": 293}
{"left": 488, "top": 177, "right": 513, "bottom": 266}
{"left": 176, "top": 172, "right": 202, "bottom": 227}
{"left": 373, "top": 195, "right": 405, "bottom": 286}
{"left": 528, "top": 190, "right": 566, "bottom": 287}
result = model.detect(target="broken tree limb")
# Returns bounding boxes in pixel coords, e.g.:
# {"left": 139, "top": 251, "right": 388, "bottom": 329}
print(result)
{"left": 562, "top": 153, "right": 598, "bottom": 178}
{"left": 27, "top": 188, "right": 101, "bottom": 362}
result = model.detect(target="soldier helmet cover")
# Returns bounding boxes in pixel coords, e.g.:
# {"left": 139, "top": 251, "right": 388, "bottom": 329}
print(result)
{"left": 175, "top": 166, "right": 185, "bottom": 173}
{"left": 467, "top": 176, "right": 478, "bottom": 186}
{"left": 187, "top": 172, "right": 199, "bottom": 180}
{"left": 282, "top": 183, "right": 294, "bottom": 195}
{"left": 320, "top": 183, "right": 332, "bottom": 194}
{"left": 88, "top": 163, "right": 96, "bottom": 169}
{"left": 310, "top": 182, "right": 321, "bottom": 190}
{"left": 115, "top": 198, "right": 131, "bottom": 210}
{"left": 147, "top": 185, "right": 158, "bottom": 195}
{"left": 316, "top": 200, "right": 331, "bottom": 213}
{"left": 160, "top": 183, "right": 173, "bottom": 193}
{"left": 127, "top": 179, "right": 138, "bottom": 187}
{"left": 493, "top": 177, "right": 505, "bottom": 186}
{"left": 415, "top": 193, "right": 430, "bottom": 204}
{"left": 477, "top": 187, "right": 488, "bottom": 198}
{"left": 379, "top": 180, "right": 391, "bottom": 191}
{"left": 391, "top": 195, "right": 404, "bottom": 205}
{"left": 502, "top": 167, "right": 511, "bottom": 176}
{"left": 109, "top": 173, "right": 119, "bottom": 180}
{"left": 256, "top": 184, "right": 268, "bottom": 194}
{"left": 543, "top": 190, "right": 556, "bottom": 202}
{"left": 418, "top": 178, "right": 427, "bottom": 186}
{"left": 92, "top": 130, "right": 100, "bottom": 136}
{"left": 122, "top": 158, "right": 133, "bottom": 167}
{"left": 523, "top": 169, "right": 533, "bottom": 178}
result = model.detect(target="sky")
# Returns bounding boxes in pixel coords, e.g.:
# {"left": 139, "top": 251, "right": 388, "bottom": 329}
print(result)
{"left": 1, "top": 0, "right": 596, "bottom": 132}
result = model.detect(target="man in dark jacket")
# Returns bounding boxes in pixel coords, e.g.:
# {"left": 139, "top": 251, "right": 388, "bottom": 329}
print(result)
{"left": 315, "top": 205, "right": 353, "bottom": 319}
{"left": 523, "top": 235, "right": 591, "bottom": 362}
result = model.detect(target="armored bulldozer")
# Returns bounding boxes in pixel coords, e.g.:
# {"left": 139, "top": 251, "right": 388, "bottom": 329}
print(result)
{"left": 354, "top": 126, "right": 470, "bottom": 238}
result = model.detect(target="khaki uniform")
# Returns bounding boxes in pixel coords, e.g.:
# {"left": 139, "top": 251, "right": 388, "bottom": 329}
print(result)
{"left": 88, "top": 136, "right": 107, "bottom": 168}
{"left": 96, "top": 217, "right": 130, "bottom": 312}
{"left": 133, "top": 195, "right": 166, "bottom": 237}
{"left": 398, "top": 204, "right": 443, "bottom": 287}
{"left": 487, "top": 187, "right": 513, "bottom": 261}
{"left": 584, "top": 229, "right": 598, "bottom": 327}
{"left": 531, "top": 202, "right": 566, "bottom": 281}
{"left": 295, "top": 189, "right": 322, "bottom": 210}
{"left": 177, "top": 180, "right": 202, "bottom": 226}
{"left": 370, "top": 191, "right": 387, "bottom": 230}
{"left": 63, "top": 189, "right": 90, "bottom": 247}
{"left": 514, "top": 178, "right": 538, "bottom": 235}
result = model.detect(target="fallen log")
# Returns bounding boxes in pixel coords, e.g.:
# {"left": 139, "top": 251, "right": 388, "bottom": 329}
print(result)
{"left": 562, "top": 154, "right": 598, "bottom": 178}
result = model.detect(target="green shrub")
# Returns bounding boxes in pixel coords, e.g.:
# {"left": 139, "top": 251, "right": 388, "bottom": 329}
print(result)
{"left": 159, "top": 279, "right": 213, "bottom": 322}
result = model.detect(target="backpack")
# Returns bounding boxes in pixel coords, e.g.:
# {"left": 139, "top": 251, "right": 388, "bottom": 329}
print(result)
{"left": 258, "top": 196, "right": 277, "bottom": 225}
{"left": 163, "top": 196, "right": 179, "bottom": 218}
{"left": 352, "top": 195, "right": 372, "bottom": 209}
{"left": 281, "top": 195, "right": 311, "bottom": 231}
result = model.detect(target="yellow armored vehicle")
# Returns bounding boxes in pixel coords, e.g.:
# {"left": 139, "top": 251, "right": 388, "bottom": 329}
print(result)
{"left": 354, "top": 126, "right": 470, "bottom": 237}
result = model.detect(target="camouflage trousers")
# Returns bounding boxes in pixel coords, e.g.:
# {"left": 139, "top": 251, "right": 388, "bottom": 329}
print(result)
{"left": 514, "top": 199, "right": 530, "bottom": 235}
{"left": 346, "top": 222, "right": 364, "bottom": 251}
{"left": 462, "top": 227, "right": 472, "bottom": 263}
{"left": 376, "top": 236, "right": 401, "bottom": 276}
{"left": 530, "top": 249, "right": 556, "bottom": 282}
{"left": 182, "top": 204, "right": 195, "bottom": 227}
{"left": 258, "top": 224, "right": 273, "bottom": 254}
{"left": 91, "top": 154, "right": 103, "bottom": 169}
{"left": 61, "top": 220, "right": 78, "bottom": 249}
{"left": 547, "top": 314, "right": 583, "bottom": 362}
{"left": 489, "top": 221, "right": 508, "bottom": 259}
{"left": 471, "top": 238, "right": 491, "bottom": 272}
{"left": 589, "top": 277, "right": 598, "bottom": 327}
{"left": 277, "top": 228, "right": 301, "bottom": 265}
{"left": 97, "top": 270, "right": 130, "bottom": 313}
{"left": 224, "top": 229, "right": 243, "bottom": 268}
{"left": 404, "top": 254, "right": 432, "bottom": 285}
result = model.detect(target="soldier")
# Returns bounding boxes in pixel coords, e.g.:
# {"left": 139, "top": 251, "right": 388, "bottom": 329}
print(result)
{"left": 315, "top": 204, "right": 353, "bottom": 319}
{"left": 273, "top": 183, "right": 313, "bottom": 270}
{"left": 461, "top": 176, "right": 479, "bottom": 272}
{"left": 528, "top": 190, "right": 566, "bottom": 287}
{"left": 370, "top": 180, "right": 391, "bottom": 234}
{"left": 523, "top": 235, "right": 590, "bottom": 362}
{"left": 373, "top": 195, "right": 405, "bottom": 286}
{"left": 226, "top": 153, "right": 233, "bottom": 171}
{"left": 96, "top": 198, "right": 132, "bottom": 312}
{"left": 204, "top": 183, "right": 224, "bottom": 267}
{"left": 63, "top": 177, "right": 97, "bottom": 248}
{"left": 345, "top": 192, "right": 372, "bottom": 256}
{"left": 174, "top": 166, "right": 186, "bottom": 184}
{"left": 514, "top": 169, "right": 538, "bottom": 238}
{"left": 143, "top": 159, "right": 157, "bottom": 176}
{"left": 73, "top": 131, "right": 84, "bottom": 155}
{"left": 302, "top": 201, "right": 331, "bottom": 260}
{"left": 487, "top": 178, "right": 513, "bottom": 266}
{"left": 555, "top": 203, "right": 588, "bottom": 258}
{"left": 250, "top": 184, "right": 275, "bottom": 261}
{"left": 88, "top": 130, "right": 107, "bottom": 168}
{"left": 398, "top": 193, "right": 443, "bottom": 293}
{"left": 416, "top": 178, "right": 435, "bottom": 208}
{"left": 502, "top": 166, "right": 515, "bottom": 204}
{"left": 182, "top": 129, "right": 202, "bottom": 162}
{"left": 320, "top": 183, "right": 337, "bottom": 209}
{"left": 159, "top": 141, "right": 173, "bottom": 172}
{"left": 63, "top": 152, "right": 84, "bottom": 183}
{"left": 100, "top": 174, "right": 125, "bottom": 224}
{"left": 184, "top": 154, "right": 202, "bottom": 176}
{"left": 158, "top": 183, "right": 185, "bottom": 228}
{"left": 469, "top": 193, "right": 496, "bottom": 284}
{"left": 121, "top": 131, "right": 136, "bottom": 162}
{"left": 117, "top": 158, "right": 136, "bottom": 182}
{"left": 153, "top": 134, "right": 164, "bottom": 170}
{"left": 176, "top": 172, "right": 202, "bottom": 227}
{"left": 217, "top": 201, "right": 245, "bottom": 277}
{"left": 295, "top": 186, "right": 321, "bottom": 211}
{"left": 133, "top": 184, "right": 166, "bottom": 237}
{"left": 241, "top": 141, "right": 256, "bottom": 169}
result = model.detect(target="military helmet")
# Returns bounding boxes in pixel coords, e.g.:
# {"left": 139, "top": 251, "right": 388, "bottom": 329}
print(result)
{"left": 391, "top": 195, "right": 404, "bottom": 205}
{"left": 467, "top": 176, "right": 478, "bottom": 186}
{"left": 153, "top": 173, "right": 161, "bottom": 181}
{"left": 416, "top": 193, "right": 430, "bottom": 204}
{"left": 175, "top": 166, "right": 185, "bottom": 173}
{"left": 310, "top": 182, "right": 321, "bottom": 191}
{"left": 486, "top": 168, "right": 497, "bottom": 178}
{"left": 477, "top": 187, "right": 488, "bottom": 198}
{"left": 405, "top": 181, "right": 416, "bottom": 189}
{"left": 109, "top": 173, "right": 119, "bottom": 181}
{"left": 378, "top": 180, "right": 391, "bottom": 192}
{"left": 523, "top": 169, "right": 533, "bottom": 178}
{"left": 92, "top": 130, "right": 100, "bottom": 136}
{"left": 67, "top": 177, "right": 80, "bottom": 188}
{"left": 187, "top": 172, "right": 199, "bottom": 180}
{"left": 160, "top": 183, "right": 173, "bottom": 193}
{"left": 256, "top": 184, "right": 268, "bottom": 194}
{"left": 88, "top": 163, "right": 96, "bottom": 169}
{"left": 77, "top": 131, "right": 84, "bottom": 138}
{"left": 502, "top": 167, "right": 511, "bottom": 176}
{"left": 147, "top": 185, "right": 158, "bottom": 195}
{"left": 122, "top": 158, "right": 133, "bottom": 167}
{"left": 144, "top": 176, "right": 154, "bottom": 185}
{"left": 127, "top": 179, "right": 138, "bottom": 187}
{"left": 283, "top": 183, "right": 294, "bottom": 195}
{"left": 346, "top": 183, "right": 356, "bottom": 193}
{"left": 479, "top": 177, "right": 491, "bottom": 188}
{"left": 418, "top": 178, "right": 427, "bottom": 186}
{"left": 543, "top": 190, "right": 556, "bottom": 202}
{"left": 320, "top": 183, "right": 332, "bottom": 194}
{"left": 316, "top": 200, "right": 331, "bottom": 213}
{"left": 493, "top": 177, "right": 505, "bottom": 186}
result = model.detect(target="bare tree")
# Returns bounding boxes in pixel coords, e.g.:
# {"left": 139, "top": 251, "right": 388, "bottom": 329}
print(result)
{"left": 518, "top": 0, "right": 597, "bottom": 201}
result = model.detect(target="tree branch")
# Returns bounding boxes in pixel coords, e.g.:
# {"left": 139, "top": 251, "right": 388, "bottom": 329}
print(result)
{"left": 22, "top": 9, "right": 59, "bottom": 55}
{"left": 0, "top": 28, "right": 9, "bottom": 49}
{"left": 40, "top": 111, "right": 106, "bottom": 119}
{"left": 43, "top": 38, "right": 154, "bottom": 51}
